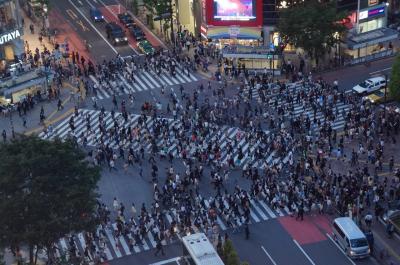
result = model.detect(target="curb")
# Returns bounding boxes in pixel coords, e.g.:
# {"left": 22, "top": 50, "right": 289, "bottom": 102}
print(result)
{"left": 24, "top": 108, "right": 74, "bottom": 136}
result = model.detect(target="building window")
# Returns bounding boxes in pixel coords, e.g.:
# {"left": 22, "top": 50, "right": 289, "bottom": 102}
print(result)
{"left": 0, "top": 1, "right": 17, "bottom": 34}
{"left": 359, "top": 17, "right": 384, "bottom": 33}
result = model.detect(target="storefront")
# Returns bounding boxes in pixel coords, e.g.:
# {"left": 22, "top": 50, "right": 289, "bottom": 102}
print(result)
{"left": 0, "top": 69, "right": 52, "bottom": 105}
{"left": 201, "top": 25, "right": 262, "bottom": 46}
{"left": 221, "top": 45, "right": 282, "bottom": 74}
{"left": 0, "top": 0, "right": 24, "bottom": 75}
{"left": 200, "top": 0, "right": 263, "bottom": 44}
{"left": 343, "top": 2, "right": 398, "bottom": 64}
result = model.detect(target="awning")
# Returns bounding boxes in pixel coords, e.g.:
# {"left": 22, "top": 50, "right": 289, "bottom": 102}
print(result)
{"left": 346, "top": 28, "right": 398, "bottom": 50}
{"left": 206, "top": 26, "right": 261, "bottom": 40}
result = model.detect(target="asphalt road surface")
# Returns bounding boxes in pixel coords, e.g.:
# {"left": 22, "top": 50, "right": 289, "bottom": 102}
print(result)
{"left": 36, "top": 9, "right": 398, "bottom": 263}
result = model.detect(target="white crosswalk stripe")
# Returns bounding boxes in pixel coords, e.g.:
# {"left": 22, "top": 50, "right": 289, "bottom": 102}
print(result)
{"left": 51, "top": 195, "right": 292, "bottom": 262}
{"left": 242, "top": 83, "right": 353, "bottom": 132}
{"left": 89, "top": 70, "right": 199, "bottom": 100}
{"left": 41, "top": 109, "right": 296, "bottom": 170}
{"left": 40, "top": 109, "right": 302, "bottom": 260}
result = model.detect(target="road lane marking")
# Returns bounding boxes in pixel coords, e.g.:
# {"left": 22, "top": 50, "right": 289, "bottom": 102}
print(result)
{"left": 68, "top": 0, "right": 118, "bottom": 54}
{"left": 370, "top": 67, "right": 392, "bottom": 75}
{"left": 326, "top": 233, "right": 357, "bottom": 265}
{"left": 96, "top": 0, "right": 140, "bottom": 55}
{"left": 66, "top": 9, "right": 79, "bottom": 19}
{"left": 293, "top": 240, "right": 317, "bottom": 265}
{"left": 149, "top": 257, "right": 181, "bottom": 265}
{"left": 261, "top": 246, "right": 278, "bottom": 265}
{"left": 84, "top": 0, "right": 96, "bottom": 8}
{"left": 76, "top": 19, "right": 90, "bottom": 31}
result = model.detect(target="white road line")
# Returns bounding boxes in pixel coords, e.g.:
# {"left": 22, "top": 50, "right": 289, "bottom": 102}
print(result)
{"left": 369, "top": 67, "right": 392, "bottom": 75}
{"left": 149, "top": 257, "right": 181, "bottom": 265}
{"left": 68, "top": 0, "right": 118, "bottom": 54}
{"left": 250, "top": 199, "right": 268, "bottom": 221}
{"left": 84, "top": 0, "right": 95, "bottom": 8}
{"left": 326, "top": 234, "right": 356, "bottom": 265}
{"left": 293, "top": 240, "right": 317, "bottom": 265}
{"left": 261, "top": 246, "right": 278, "bottom": 265}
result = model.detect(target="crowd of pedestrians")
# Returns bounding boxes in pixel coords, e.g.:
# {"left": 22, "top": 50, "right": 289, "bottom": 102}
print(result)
{"left": 39, "top": 44, "right": 400, "bottom": 263}
{"left": 8, "top": 27, "right": 399, "bottom": 263}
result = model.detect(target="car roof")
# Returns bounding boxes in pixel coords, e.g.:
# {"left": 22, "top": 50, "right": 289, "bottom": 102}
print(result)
{"left": 90, "top": 8, "right": 101, "bottom": 12}
{"left": 334, "top": 217, "right": 366, "bottom": 239}
{"left": 107, "top": 22, "right": 122, "bottom": 29}
{"left": 368, "top": 76, "right": 385, "bottom": 82}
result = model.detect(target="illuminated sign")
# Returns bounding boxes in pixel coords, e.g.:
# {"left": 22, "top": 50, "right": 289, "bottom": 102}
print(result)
{"left": 359, "top": 10, "right": 368, "bottom": 20}
{"left": 368, "top": 6, "right": 385, "bottom": 17}
{"left": 0, "top": 29, "right": 21, "bottom": 45}
{"left": 213, "top": 0, "right": 256, "bottom": 21}
{"left": 368, "top": 0, "right": 378, "bottom": 6}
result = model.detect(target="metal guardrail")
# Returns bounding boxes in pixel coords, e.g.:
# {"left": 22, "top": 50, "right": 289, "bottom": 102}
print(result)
{"left": 345, "top": 49, "right": 396, "bottom": 66}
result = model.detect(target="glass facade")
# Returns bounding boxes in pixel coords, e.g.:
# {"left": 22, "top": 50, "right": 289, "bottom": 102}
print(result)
{"left": 0, "top": 0, "right": 23, "bottom": 64}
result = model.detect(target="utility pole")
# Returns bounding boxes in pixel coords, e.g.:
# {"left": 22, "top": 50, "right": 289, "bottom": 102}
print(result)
{"left": 169, "top": 0, "right": 175, "bottom": 47}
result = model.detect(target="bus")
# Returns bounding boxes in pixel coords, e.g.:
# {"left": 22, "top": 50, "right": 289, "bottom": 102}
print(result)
{"left": 181, "top": 233, "right": 225, "bottom": 265}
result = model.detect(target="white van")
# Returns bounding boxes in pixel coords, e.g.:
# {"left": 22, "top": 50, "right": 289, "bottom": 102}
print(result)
{"left": 352, "top": 76, "right": 386, "bottom": 94}
{"left": 332, "top": 217, "right": 370, "bottom": 259}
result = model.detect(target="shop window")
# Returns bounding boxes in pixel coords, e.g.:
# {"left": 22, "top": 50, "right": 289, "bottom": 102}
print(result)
{"left": 4, "top": 44, "right": 14, "bottom": 61}
{"left": 359, "top": 17, "right": 384, "bottom": 33}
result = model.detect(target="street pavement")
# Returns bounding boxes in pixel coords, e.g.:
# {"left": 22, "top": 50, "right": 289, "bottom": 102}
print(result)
{"left": 51, "top": 0, "right": 166, "bottom": 62}
{"left": 27, "top": 61, "right": 399, "bottom": 265}
{"left": 4, "top": 2, "right": 399, "bottom": 264}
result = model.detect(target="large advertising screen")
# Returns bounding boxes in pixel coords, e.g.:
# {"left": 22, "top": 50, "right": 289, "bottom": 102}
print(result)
{"left": 213, "top": 0, "right": 256, "bottom": 21}
{"left": 205, "top": 0, "right": 262, "bottom": 27}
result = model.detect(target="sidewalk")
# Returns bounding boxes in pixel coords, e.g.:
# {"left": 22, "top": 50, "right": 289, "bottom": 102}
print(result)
{"left": 0, "top": 81, "right": 81, "bottom": 139}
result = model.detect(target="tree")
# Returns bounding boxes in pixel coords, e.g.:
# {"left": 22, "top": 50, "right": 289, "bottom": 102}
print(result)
{"left": 223, "top": 240, "right": 241, "bottom": 265}
{"left": 0, "top": 136, "right": 101, "bottom": 265}
{"left": 143, "top": 0, "right": 175, "bottom": 42}
{"left": 0, "top": 251, "right": 5, "bottom": 265}
{"left": 132, "top": 0, "right": 139, "bottom": 16}
{"left": 389, "top": 54, "right": 400, "bottom": 101}
{"left": 277, "top": 0, "right": 347, "bottom": 61}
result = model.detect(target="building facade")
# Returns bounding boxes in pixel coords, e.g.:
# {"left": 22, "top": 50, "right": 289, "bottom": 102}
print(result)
{"left": 0, "top": 0, "right": 24, "bottom": 70}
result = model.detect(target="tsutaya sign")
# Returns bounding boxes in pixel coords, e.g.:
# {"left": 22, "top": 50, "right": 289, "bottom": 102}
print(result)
{"left": 0, "top": 29, "right": 21, "bottom": 45}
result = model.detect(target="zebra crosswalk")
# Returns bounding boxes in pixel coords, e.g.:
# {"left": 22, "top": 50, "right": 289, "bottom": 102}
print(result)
{"left": 242, "top": 83, "right": 354, "bottom": 132}
{"left": 49, "top": 197, "right": 291, "bottom": 262}
{"left": 89, "top": 70, "right": 199, "bottom": 100}
{"left": 39, "top": 109, "right": 293, "bottom": 169}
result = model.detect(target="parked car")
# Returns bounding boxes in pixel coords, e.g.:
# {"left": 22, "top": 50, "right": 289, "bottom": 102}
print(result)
{"left": 118, "top": 12, "right": 135, "bottom": 27}
{"left": 90, "top": 8, "right": 104, "bottom": 22}
{"left": 137, "top": 40, "right": 155, "bottom": 55}
{"left": 105, "top": 22, "right": 128, "bottom": 45}
{"left": 352, "top": 76, "right": 387, "bottom": 94}
{"left": 129, "top": 24, "right": 145, "bottom": 41}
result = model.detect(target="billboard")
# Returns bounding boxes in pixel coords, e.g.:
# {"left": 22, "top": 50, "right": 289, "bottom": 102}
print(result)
{"left": 205, "top": 0, "right": 262, "bottom": 27}
{"left": 213, "top": 0, "right": 256, "bottom": 21}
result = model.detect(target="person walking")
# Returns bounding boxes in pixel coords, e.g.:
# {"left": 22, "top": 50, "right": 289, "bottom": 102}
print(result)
{"left": 154, "top": 240, "right": 165, "bottom": 256}
{"left": 244, "top": 223, "right": 250, "bottom": 240}
{"left": 296, "top": 203, "right": 304, "bottom": 221}
{"left": 2, "top": 129, "right": 7, "bottom": 142}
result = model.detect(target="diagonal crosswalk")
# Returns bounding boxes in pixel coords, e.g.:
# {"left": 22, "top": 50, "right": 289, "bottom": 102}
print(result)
{"left": 39, "top": 109, "right": 295, "bottom": 169}
{"left": 51, "top": 197, "right": 292, "bottom": 262}
{"left": 241, "top": 82, "right": 353, "bottom": 132}
{"left": 89, "top": 70, "right": 199, "bottom": 100}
